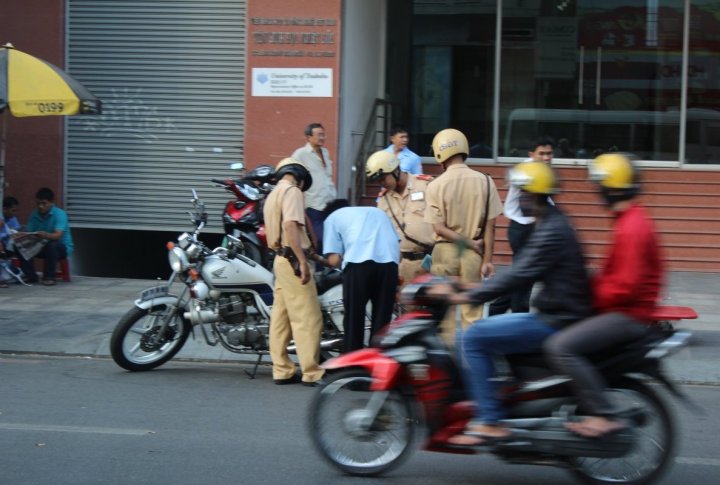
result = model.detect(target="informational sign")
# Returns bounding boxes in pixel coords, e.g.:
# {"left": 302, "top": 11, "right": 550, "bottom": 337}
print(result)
{"left": 536, "top": 17, "right": 578, "bottom": 79}
{"left": 244, "top": 1, "right": 342, "bottom": 164}
{"left": 251, "top": 67, "right": 332, "bottom": 97}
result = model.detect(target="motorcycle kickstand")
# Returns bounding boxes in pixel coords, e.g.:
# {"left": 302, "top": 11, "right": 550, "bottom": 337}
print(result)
{"left": 244, "top": 354, "right": 263, "bottom": 379}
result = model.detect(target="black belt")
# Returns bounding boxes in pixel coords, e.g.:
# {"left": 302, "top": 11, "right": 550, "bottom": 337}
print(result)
{"left": 274, "top": 247, "right": 293, "bottom": 258}
{"left": 275, "top": 246, "right": 314, "bottom": 259}
{"left": 401, "top": 252, "right": 428, "bottom": 261}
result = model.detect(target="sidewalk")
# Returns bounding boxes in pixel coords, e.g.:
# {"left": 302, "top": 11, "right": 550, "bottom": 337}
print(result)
{"left": 0, "top": 276, "right": 244, "bottom": 363}
{"left": 0, "top": 273, "right": 718, "bottom": 383}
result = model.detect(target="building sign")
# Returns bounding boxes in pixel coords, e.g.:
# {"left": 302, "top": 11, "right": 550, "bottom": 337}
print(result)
{"left": 250, "top": 17, "right": 337, "bottom": 58}
{"left": 536, "top": 17, "right": 578, "bottom": 79}
{"left": 244, "top": 0, "right": 342, "bottom": 166}
{"left": 252, "top": 68, "right": 332, "bottom": 97}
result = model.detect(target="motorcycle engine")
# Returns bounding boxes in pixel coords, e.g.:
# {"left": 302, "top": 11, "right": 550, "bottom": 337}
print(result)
{"left": 226, "top": 325, "right": 266, "bottom": 348}
{"left": 218, "top": 294, "right": 249, "bottom": 325}
{"left": 217, "top": 294, "right": 268, "bottom": 348}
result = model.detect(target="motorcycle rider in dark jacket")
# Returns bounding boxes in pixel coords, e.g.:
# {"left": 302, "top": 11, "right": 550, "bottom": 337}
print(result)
{"left": 429, "top": 161, "right": 592, "bottom": 446}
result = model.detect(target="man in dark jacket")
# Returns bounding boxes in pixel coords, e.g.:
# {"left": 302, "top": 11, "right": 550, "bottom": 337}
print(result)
{"left": 430, "top": 161, "right": 592, "bottom": 446}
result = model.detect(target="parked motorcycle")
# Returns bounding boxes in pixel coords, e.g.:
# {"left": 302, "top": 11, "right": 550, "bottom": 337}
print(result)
{"left": 110, "top": 191, "right": 347, "bottom": 377}
{"left": 309, "top": 275, "right": 699, "bottom": 484}
{"left": 212, "top": 161, "right": 275, "bottom": 269}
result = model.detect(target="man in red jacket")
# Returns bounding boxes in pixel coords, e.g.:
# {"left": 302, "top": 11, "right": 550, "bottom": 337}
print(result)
{"left": 544, "top": 153, "right": 664, "bottom": 438}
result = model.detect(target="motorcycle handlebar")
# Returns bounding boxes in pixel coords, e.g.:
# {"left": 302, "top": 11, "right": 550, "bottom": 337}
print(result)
{"left": 211, "top": 178, "right": 230, "bottom": 186}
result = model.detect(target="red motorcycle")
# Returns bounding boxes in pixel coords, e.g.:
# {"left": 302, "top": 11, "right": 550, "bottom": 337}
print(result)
{"left": 309, "top": 275, "right": 699, "bottom": 484}
{"left": 212, "top": 162, "right": 275, "bottom": 268}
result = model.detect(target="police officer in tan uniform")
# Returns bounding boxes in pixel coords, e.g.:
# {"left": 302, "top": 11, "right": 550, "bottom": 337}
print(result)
{"left": 263, "top": 158, "right": 324, "bottom": 386}
{"left": 424, "top": 129, "right": 503, "bottom": 344}
{"left": 366, "top": 150, "right": 434, "bottom": 287}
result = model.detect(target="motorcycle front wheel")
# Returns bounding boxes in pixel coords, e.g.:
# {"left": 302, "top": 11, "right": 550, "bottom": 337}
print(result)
{"left": 110, "top": 304, "right": 190, "bottom": 371}
{"left": 569, "top": 378, "right": 676, "bottom": 485}
{"left": 308, "top": 370, "right": 417, "bottom": 476}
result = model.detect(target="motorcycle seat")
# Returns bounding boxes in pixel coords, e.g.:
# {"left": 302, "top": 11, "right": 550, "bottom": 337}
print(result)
{"left": 506, "top": 328, "right": 670, "bottom": 375}
{"left": 651, "top": 305, "right": 697, "bottom": 321}
{"left": 315, "top": 268, "right": 343, "bottom": 295}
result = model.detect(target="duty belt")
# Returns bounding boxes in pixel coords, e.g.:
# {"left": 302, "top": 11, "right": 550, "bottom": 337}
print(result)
{"left": 401, "top": 251, "right": 428, "bottom": 261}
{"left": 275, "top": 246, "right": 313, "bottom": 259}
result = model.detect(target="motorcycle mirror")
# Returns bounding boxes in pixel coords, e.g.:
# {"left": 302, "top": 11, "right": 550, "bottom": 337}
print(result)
{"left": 230, "top": 162, "right": 245, "bottom": 171}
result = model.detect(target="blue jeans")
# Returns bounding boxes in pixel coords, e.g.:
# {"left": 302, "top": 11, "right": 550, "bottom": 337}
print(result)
{"left": 462, "top": 313, "right": 556, "bottom": 424}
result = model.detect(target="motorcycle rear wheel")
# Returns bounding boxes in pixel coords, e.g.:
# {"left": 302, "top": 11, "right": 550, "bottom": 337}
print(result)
{"left": 308, "top": 370, "right": 417, "bottom": 476}
{"left": 568, "top": 378, "right": 675, "bottom": 485}
{"left": 110, "top": 304, "right": 190, "bottom": 371}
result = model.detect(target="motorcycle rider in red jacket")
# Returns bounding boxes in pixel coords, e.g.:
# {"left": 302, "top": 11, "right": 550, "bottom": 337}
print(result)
{"left": 544, "top": 153, "right": 664, "bottom": 438}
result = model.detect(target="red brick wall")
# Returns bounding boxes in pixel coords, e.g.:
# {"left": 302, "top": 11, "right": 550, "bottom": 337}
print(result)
{"left": 244, "top": 0, "right": 342, "bottom": 171}
{"left": 1, "top": 0, "right": 66, "bottom": 220}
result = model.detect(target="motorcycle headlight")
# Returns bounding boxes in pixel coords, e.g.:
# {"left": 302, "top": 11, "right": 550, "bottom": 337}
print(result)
{"left": 168, "top": 247, "right": 190, "bottom": 272}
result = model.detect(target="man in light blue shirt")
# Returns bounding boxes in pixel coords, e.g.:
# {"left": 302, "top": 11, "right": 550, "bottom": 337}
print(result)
{"left": 323, "top": 199, "right": 400, "bottom": 352}
{"left": 384, "top": 125, "right": 423, "bottom": 175}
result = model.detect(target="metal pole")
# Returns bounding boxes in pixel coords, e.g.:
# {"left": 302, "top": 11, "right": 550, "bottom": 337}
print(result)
{"left": 0, "top": 111, "right": 6, "bottom": 205}
{"left": 679, "top": 0, "right": 690, "bottom": 166}
{"left": 492, "top": 0, "right": 503, "bottom": 161}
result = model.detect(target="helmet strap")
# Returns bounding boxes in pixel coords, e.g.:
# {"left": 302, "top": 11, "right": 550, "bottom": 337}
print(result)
{"left": 600, "top": 186, "right": 637, "bottom": 207}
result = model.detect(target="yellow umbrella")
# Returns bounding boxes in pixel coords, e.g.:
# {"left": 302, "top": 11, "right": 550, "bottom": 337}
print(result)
{"left": 0, "top": 42, "right": 101, "bottom": 201}
{"left": 0, "top": 42, "right": 101, "bottom": 116}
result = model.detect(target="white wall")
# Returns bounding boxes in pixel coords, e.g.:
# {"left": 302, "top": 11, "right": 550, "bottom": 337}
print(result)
{"left": 337, "top": 0, "right": 387, "bottom": 199}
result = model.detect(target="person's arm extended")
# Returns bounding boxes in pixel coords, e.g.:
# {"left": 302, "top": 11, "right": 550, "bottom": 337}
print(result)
{"left": 38, "top": 228, "right": 63, "bottom": 241}
{"left": 481, "top": 218, "right": 496, "bottom": 277}
{"left": 326, "top": 253, "right": 342, "bottom": 268}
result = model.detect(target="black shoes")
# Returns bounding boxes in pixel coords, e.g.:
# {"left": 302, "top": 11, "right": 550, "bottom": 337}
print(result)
{"left": 273, "top": 374, "right": 302, "bottom": 385}
{"left": 301, "top": 379, "right": 325, "bottom": 388}
{"left": 273, "top": 374, "right": 325, "bottom": 387}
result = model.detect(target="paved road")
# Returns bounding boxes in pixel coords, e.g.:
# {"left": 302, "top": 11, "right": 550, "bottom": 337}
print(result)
{"left": 2, "top": 355, "right": 719, "bottom": 485}
{"left": 0, "top": 272, "right": 718, "bottom": 383}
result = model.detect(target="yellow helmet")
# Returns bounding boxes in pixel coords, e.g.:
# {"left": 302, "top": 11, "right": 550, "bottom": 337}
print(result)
{"left": 589, "top": 153, "right": 638, "bottom": 189}
{"left": 431, "top": 128, "right": 469, "bottom": 164}
{"left": 508, "top": 161, "right": 558, "bottom": 195}
{"left": 365, "top": 150, "right": 400, "bottom": 182}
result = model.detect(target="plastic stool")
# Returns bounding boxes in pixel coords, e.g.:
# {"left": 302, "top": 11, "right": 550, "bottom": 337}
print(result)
{"left": 57, "top": 259, "right": 71, "bottom": 282}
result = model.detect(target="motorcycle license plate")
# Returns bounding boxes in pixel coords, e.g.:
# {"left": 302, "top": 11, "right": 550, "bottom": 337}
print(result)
{"left": 140, "top": 285, "right": 169, "bottom": 302}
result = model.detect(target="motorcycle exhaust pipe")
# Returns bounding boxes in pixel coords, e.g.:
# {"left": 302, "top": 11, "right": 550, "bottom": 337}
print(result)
{"left": 287, "top": 338, "right": 343, "bottom": 354}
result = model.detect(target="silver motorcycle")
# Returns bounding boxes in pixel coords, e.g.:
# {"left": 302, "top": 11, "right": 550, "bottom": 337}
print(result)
{"left": 110, "top": 191, "right": 348, "bottom": 377}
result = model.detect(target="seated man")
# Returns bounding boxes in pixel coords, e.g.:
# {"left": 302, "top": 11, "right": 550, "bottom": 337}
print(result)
{"left": 17, "top": 188, "right": 74, "bottom": 286}
{"left": 544, "top": 153, "right": 663, "bottom": 438}
{"left": 0, "top": 196, "right": 22, "bottom": 287}
{"left": 1, "top": 196, "right": 21, "bottom": 249}
{"left": 430, "top": 162, "right": 592, "bottom": 445}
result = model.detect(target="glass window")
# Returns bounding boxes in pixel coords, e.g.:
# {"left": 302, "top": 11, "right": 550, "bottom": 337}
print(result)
{"left": 500, "top": 0, "right": 685, "bottom": 162}
{"left": 686, "top": 1, "right": 720, "bottom": 164}
{"left": 407, "top": 1, "right": 497, "bottom": 158}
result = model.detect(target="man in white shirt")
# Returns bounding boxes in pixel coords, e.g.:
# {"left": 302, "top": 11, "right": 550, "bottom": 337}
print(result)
{"left": 489, "top": 136, "right": 555, "bottom": 316}
{"left": 291, "top": 123, "right": 337, "bottom": 253}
